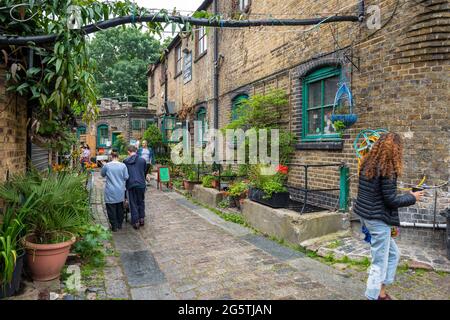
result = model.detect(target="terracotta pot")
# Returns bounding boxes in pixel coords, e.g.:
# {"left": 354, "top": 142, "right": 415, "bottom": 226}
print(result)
{"left": 23, "top": 233, "right": 76, "bottom": 281}
{"left": 212, "top": 180, "right": 220, "bottom": 189}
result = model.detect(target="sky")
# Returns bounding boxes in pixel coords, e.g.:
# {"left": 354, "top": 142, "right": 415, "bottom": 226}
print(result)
{"left": 133, "top": 0, "right": 205, "bottom": 39}
{"left": 134, "top": 0, "right": 205, "bottom": 14}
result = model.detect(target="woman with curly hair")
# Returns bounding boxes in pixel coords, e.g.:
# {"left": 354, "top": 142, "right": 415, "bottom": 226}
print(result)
{"left": 354, "top": 132, "right": 423, "bottom": 300}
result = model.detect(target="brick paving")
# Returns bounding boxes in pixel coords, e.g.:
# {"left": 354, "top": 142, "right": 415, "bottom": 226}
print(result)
{"left": 92, "top": 173, "right": 450, "bottom": 300}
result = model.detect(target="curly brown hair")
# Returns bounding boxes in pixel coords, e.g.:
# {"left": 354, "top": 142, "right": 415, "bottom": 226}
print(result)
{"left": 360, "top": 132, "right": 403, "bottom": 179}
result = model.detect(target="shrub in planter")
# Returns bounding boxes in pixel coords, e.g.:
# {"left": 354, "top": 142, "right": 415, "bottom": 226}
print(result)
{"left": 202, "top": 175, "right": 215, "bottom": 188}
{"left": 227, "top": 181, "right": 249, "bottom": 209}
{"left": 248, "top": 165, "right": 290, "bottom": 208}
{"left": 183, "top": 171, "right": 199, "bottom": 192}
{"left": 0, "top": 170, "right": 91, "bottom": 281}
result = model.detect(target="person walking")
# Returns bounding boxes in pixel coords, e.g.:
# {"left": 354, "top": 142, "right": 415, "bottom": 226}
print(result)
{"left": 100, "top": 151, "right": 129, "bottom": 232}
{"left": 353, "top": 132, "right": 424, "bottom": 300}
{"left": 138, "top": 140, "right": 154, "bottom": 183}
{"left": 80, "top": 144, "right": 91, "bottom": 171}
{"left": 123, "top": 145, "right": 147, "bottom": 230}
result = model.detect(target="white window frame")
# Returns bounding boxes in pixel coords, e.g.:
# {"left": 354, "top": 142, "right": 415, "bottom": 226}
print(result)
{"left": 239, "top": 0, "right": 250, "bottom": 12}
{"left": 197, "top": 27, "right": 207, "bottom": 56}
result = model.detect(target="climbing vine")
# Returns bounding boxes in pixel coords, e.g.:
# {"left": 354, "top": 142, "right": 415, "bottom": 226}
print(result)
{"left": 0, "top": 0, "right": 208, "bottom": 146}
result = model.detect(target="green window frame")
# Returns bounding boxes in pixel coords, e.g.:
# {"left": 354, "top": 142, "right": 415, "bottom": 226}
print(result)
{"left": 231, "top": 94, "right": 249, "bottom": 121}
{"left": 162, "top": 116, "right": 179, "bottom": 143}
{"left": 132, "top": 119, "right": 142, "bottom": 130}
{"left": 196, "top": 107, "right": 208, "bottom": 144}
{"left": 77, "top": 126, "right": 86, "bottom": 138}
{"left": 302, "top": 66, "right": 341, "bottom": 141}
{"left": 97, "top": 124, "right": 109, "bottom": 147}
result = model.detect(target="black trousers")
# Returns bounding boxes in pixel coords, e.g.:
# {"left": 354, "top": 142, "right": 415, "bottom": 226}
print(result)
{"left": 106, "top": 202, "right": 124, "bottom": 229}
{"left": 128, "top": 187, "right": 145, "bottom": 225}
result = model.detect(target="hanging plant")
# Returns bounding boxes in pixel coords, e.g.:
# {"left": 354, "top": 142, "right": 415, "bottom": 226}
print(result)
{"left": 330, "top": 82, "right": 358, "bottom": 127}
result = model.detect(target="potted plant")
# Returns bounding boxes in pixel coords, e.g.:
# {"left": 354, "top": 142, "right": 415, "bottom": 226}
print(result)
{"left": 227, "top": 181, "right": 249, "bottom": 210}
{"left": 211, "top": 171, "right": 220, "bottom": 189}
{"left": 0, "top": 170, "right": 90, "bottom": 281}
{"left": 183, "top": 170, "right": 199, "bottom": 192}
{"left": 248, "top": 165, "right": 290, "bottom": 208}
{"left": 202, "top": 175, "right": 215, "bottom": 188}
{"left": 0, "top": 205, "right": 30, "bottom": 298}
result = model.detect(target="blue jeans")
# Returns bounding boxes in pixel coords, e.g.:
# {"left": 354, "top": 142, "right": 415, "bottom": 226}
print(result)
{"left": 362, "top": 218, "right": 401, "bottom": 300}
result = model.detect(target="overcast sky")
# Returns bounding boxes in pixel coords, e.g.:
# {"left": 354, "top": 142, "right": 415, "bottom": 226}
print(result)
{"left": 134, "top": 0, "right": 204, "bottom": 13}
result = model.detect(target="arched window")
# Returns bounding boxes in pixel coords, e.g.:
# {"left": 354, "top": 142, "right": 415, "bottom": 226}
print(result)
{"left": 97, "top": 124, "right": 109, "bottom": 147}
{"left": 77, "top": 126, "right": 86, "bottom": 138}
{"left": 231, "top": 94, "right": 249, "bottom": 121}
{"left": 196, "top": 107, "right": 208, "bottom": 143}
{"left": 302, "top": 66, "right": 341, "bottom": 141}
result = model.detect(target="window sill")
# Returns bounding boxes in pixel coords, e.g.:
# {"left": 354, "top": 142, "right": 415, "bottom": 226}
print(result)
{"left": 174, "top": 71, "right": 182, "bottom": 79}
{"left": 194, "top": 51, "right": 207, "bottom": 63}
{"left": 296, "top": 140, "right": 343, "bottom": 151}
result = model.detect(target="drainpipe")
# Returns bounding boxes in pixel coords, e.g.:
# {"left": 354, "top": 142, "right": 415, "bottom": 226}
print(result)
{"left": 213, "top": 0, "right": 219, "bottom": 130}
{"left": 400, "top": 222, "right": 446, "bottom": 229}
{"left": 164, "top": 61, "right": 169, "bottom": 115}
{"left": 358, "top": 0, "right": 365, "bottom": 22}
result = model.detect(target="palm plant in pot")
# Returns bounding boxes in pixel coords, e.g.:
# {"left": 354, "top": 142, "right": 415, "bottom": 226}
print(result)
{"left": 0, "top": 170, "right": 91, "bottom": 281}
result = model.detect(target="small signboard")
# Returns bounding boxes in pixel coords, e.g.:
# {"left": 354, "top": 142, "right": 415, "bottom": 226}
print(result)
{"left": 183, "top": 52, "right": 192, "bottom": 84}
{"left": 159, "top": 167, "right": 170, "bottom": 183}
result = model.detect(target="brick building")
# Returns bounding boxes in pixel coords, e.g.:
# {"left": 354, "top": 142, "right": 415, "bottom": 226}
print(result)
{"left": 148, "top": 0, "right": 450, "bottom": 247}
{"left": 76, "top": 98, "right": 157, "bottom": 154}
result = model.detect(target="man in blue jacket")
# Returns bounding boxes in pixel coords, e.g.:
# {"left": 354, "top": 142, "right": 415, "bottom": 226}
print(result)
{"left": 123, "top": 145, "right": 147, "bottom": 229}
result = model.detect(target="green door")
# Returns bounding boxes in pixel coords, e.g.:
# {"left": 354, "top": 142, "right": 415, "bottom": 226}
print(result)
{"left": 112, "top": 132, "right": 121, "bottom": 148}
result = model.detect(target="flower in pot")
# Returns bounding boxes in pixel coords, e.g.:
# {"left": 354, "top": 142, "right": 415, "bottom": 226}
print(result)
{"left": 211, "top": 171, "right": 220, "bottom": 189}
{"left": 248, "top": 165, "right": 290, "bottom": 208}
{"left": 227, "top": 181, "right": 249, "bottom": 210}
{"left": 0, "top": 170, "right": 91, "bottom": 282}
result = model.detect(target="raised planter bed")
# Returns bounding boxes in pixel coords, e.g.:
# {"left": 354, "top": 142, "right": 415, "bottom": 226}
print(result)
{"left": 248, "top": 187, "right": 290, "bottom": 208}
{"left": 192, "top": 185, "right": 225, "bottom": 208}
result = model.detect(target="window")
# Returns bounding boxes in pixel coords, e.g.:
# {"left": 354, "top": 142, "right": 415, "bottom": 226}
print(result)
{"left": 132, "top": 120, "right": 142, "bottom": 130}
{"left": 175, "top": 44, "right": 182, "bottom": 76}
{"left": 97, "top": 124, "right": 109, "bottom": 147}
{"left": 302, "top": 67, "right": 341, "bottom": 141}
{"left": 150, "top": 74, "right": 155, "bottom": 97}
{"left": 196, "top": 27, "right": 207, "bottom": 57}
{"left": 162, "top": 116, "right": 178, "bottom": 143}
{"left": 231, "top": 94, "right": 249, "bottom": 121}
{"left": 196, "top": 107, "right": 208, "bottom": 143}
{"left": 239, "top": 0, "right": 250, "bottom": 12}
{"left": 77, "top": 126, "right": 86, "bottom": 138}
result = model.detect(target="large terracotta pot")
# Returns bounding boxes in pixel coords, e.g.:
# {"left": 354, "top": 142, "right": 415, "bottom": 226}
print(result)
{"left": 23, "top": 233, "right": 76, "bottom": 281}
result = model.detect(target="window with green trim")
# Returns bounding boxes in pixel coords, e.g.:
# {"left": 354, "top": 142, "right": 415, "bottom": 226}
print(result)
{"left": 77, "top": 126, "right": 86, "bottom": 138}
{"left": 97, "top": 124, "right": 109, "bottom": 147}
{"left": 162, "top": 116, "right": 179, "bottom": 143}
{"left": 196, "top": 107, "right": 208, "bottom": 143}
{"left": 302, "top": 67, "right": 341, "bottom": 141}
{"left": 132, "top": 120, "right": 142, "bottom": 130}
{"left": 231, "top": 94, "right": 249, "bottom": 121}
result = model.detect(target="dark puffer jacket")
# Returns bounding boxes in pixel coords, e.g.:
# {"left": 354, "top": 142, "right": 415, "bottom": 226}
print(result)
{"left": 353, "top": 173, "right": 416, "bottom": 226}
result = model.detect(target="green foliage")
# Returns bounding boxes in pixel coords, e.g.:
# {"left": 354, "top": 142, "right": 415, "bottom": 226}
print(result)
{"left": 228, "top": 181, "right": 249, "bottom": 198}
{"left": 88, "top": 27, "right": 161, "bottom": 105}
{"left": 186, "top": 170, "right": 197, "bottom": 182}
{"left": 249, "top": 165, "right": 288, "bottom": 199}
{"left": 72, "top": 224, "right": 111, "bottom": 267}
{"left": 143, "top": 125, "right": 163, "bottom": 149}
{"left": 218, "top": 197, "right": 231, "bottom": 209}
{"left": 0, "top": 1, "right": 207, "bottom": 146}
{"left": 112, "top": 134, "right": 127, "bottom": 155}
{"left": 224, "top": 89, "right": 296, "bottom": 165}
{"left": 0, "top": 169, "right": 91, "bottom": 244}
{"left": 332, "top": 120, "right": 346, "bottom": 138}
{"left": 202, "top": 175, "right": 215, "bottom": 188}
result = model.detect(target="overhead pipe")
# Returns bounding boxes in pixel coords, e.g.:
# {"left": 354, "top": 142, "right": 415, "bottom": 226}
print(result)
{"left": 0, "top": 14, "right": 361, "bottom": 45}
{"left": 400, "top": 222, "right": 446, "bottom": 229}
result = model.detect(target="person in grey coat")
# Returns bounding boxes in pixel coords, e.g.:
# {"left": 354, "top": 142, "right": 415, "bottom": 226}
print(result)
{"left": 101, "top": 151, "right": 129, "bottom": 231}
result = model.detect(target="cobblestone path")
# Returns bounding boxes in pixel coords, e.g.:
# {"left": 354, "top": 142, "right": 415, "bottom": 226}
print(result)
{"left": 93, "top": 174, "right": 450, "bottom": 300}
